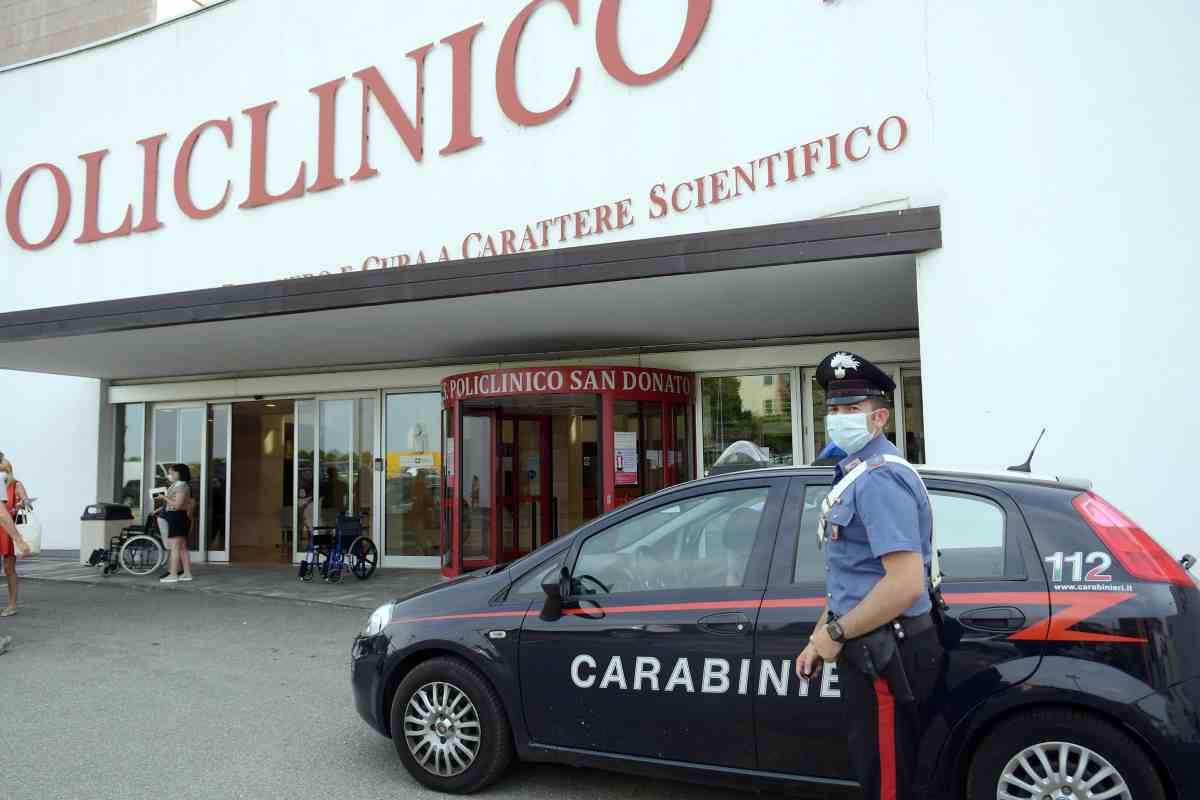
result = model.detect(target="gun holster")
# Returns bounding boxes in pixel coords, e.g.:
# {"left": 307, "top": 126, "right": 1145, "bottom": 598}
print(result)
{"left": 839, "top": 624, "right": 916, "bottom": 704}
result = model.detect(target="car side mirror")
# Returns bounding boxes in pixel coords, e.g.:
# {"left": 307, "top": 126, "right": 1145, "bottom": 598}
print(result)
{"left": 540, "top": 566, "right": 570, "bottom": 621}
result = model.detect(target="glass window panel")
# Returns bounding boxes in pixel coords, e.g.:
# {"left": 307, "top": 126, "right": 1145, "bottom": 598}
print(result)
{"left": 178, "top": 407, "right": 205, "bottom": 550}
{"left": 701, "top": 373, "right": 792, "bottom": 475}
{"left": 518, "top": 420, "right": 540, "bottom": 498}
{"left": 931, "top": 492, "right": 1005, "bottom": 578}
{"left": 441, "top": 407, "right": 453, "bottom": 569}
{"left": 510, "top": 554, "right": 565, "bottom": 597}
{"left": 296, "top": 401, "right": 315, "bottom": 552}
{"left": 643, "top": 403, "right": 664, "bottom": 494}
{"left": 573, "top": 487, "right": 769, "bottom": 593}
{"left": 500, "top": 419, "right": 514, "bottom": 498}
{"left": 153, "top": 408, "right": 178, "bottom": 493}
{"left": 384, "top": 393, "right": 442, "bottom": 557}
{"left": 520, "top": 501, "right": 536, "bottom": 551}
{"left": 319, "top": 400, "right": 353, "bottom": 527}
{"left": 794, "top": 485, "right": 1006, "bottom": 581}
{"left": 207, "top": 406, "right": 228, "bottom": 553}
{"left": 671, "top": 404, "right": 693, "bottom": 483}
{"left": 461, "top": 415, "right": 493, "bottom": 560}
{"left": 356, "top": 398, "right": 376, "bottom": 538}
{"left": 115, "top": 404, "right": 144, "bottom": 520}
{"left": 795, "top": 485, "right": 830, "bottom": 584}
{"left": 903, "top": 372, "right": 925, "bottom": 464}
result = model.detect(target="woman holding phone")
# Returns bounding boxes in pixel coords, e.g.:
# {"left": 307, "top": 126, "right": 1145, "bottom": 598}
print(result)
{"left": 157, "top": 464, "right": 194, "bottom": 583}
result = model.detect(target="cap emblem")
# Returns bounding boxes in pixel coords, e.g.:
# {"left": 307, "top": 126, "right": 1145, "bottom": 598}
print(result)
{"left": 829, "top": 352, "right": 860, "bottom": 379}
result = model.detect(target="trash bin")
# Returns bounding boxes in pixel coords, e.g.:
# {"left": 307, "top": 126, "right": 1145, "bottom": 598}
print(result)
{"left": 79, "top": 503, "right": 134, "bottom": 565}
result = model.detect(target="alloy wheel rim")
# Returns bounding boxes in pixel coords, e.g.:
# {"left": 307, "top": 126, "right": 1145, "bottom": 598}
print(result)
{"left": 403, "top": 681, "right": 481, "bottom": 777}
{"left": 997, "top": 741, "right": 1131, "bottom": 800}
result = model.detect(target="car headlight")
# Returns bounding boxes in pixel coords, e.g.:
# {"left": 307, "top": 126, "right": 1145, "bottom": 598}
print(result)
{"left": 362, "top": 603, "right": 394, "bottom": 636}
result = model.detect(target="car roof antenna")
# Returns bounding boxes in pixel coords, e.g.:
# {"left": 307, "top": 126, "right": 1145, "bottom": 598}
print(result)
{"left": 1008, "top": 428, "right": 1046, "bottom": 473}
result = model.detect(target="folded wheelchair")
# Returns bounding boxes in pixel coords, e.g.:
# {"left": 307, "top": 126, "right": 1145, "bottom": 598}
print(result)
{"left": 86, "top": 514, "right": 167, "bottom": 577}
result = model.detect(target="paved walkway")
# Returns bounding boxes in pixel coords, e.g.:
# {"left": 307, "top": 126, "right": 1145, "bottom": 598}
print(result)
{"left": 5, "top": 551, "right": 444, "bottom": 611}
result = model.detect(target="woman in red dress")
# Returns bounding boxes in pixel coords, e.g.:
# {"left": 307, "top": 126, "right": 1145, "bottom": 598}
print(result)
{"left": 0, "top": 459, "right": 31, "bottom": 617}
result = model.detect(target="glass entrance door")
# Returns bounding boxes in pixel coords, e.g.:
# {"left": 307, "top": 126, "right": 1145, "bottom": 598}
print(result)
{"left": 498, "top": 416, "right": 550, "bottom": 563}
{"left": 150, "top": 405, "right": 207, "bottom": 559}
{"left": 460, "top": 411, "right": 496, "bottom": 567}
{"left": 292, "top": 396, "right": 378, "bottom": 561}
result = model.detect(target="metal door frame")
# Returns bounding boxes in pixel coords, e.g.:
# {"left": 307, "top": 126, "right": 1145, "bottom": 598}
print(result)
{"left": 205, "top": 403, "right": 232, "bottom": 562}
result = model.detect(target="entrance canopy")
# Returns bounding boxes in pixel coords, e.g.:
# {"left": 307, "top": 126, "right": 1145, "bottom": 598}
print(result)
{"left": 0, "top": 208, "right": 939, "bottom": 380}
{"left": 440, "top": 365, "right": 694, "bottom": 576}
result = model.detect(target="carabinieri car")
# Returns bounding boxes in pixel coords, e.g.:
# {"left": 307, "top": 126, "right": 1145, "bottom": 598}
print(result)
{"left": 351, "top": 466, "right": 1200, "bottom": 798}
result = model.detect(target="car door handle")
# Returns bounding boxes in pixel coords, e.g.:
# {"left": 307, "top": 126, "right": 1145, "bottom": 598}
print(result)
{"left": 958, "top": 606, "right": 1026, "bottom": 633}
{"left": 698, "top": 612, "right": 752, "bottom": 636}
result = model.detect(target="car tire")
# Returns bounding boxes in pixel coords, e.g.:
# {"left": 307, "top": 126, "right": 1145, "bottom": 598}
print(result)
{"left": 967, "top": 707, "right": 1165, "bottom": 800}
{"left": 390, "top": 656, "right": 514, "bottom": 794}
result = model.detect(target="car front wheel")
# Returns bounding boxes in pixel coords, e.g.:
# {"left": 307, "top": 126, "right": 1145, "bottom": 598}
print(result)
{"left": 390, "top": 656, "right": 513, "bottom": 794}
{"left": 967, "top": 708, "right": 1165, "bottom": 800}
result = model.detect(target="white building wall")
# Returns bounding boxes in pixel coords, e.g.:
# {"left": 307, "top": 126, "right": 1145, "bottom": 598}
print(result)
{"left": 0, "top": 371, "right": 100, "bottom": 549}
{"left": 914, "top": 2, "right": 1200, "bottom": 559}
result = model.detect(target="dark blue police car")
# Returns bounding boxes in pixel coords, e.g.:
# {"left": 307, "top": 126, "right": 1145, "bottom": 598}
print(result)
{"left": 351, "top": 466, "right": 1200, "bottom": 798}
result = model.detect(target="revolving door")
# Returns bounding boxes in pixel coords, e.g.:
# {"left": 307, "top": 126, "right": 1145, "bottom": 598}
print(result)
{"left": 440, "top": 366, "right": 694, "bottom": 577}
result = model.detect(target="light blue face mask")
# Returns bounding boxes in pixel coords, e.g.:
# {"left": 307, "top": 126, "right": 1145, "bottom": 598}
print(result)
{"left": 825, "top": 409, "right": 884, "bottom": 455}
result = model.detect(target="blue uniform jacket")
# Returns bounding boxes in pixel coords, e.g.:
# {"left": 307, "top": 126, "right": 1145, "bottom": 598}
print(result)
{"left": 824, "top": 435, "right": 933, "bottom": 618}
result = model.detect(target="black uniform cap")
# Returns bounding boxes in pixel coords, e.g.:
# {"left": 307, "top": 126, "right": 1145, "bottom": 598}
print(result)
{"left": 816, "top": 351, "right": 895, "bottom": 406}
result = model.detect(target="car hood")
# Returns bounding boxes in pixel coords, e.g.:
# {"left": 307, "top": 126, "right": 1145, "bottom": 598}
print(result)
{"left": 388, "top": 566, "right": 507, "bottom": 614}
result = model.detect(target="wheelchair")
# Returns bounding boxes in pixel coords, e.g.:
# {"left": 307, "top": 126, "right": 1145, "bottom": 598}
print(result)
{"left": 298, "top": 512, "right": 378, "bottom": 583}
{"left": 86, "top": 513, "right": 167, "bottom": 577}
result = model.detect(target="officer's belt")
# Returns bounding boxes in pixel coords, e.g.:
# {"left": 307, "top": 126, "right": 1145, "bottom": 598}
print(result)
{"left": 829, "top": 610, "right": 935, "bottom": 641}
{"left": 816, "top": 453, "right": 942, "bottom": 592}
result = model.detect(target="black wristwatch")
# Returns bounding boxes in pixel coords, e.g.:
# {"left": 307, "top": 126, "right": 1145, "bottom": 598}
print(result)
{"left": 825, "top": 620, "right": 847, "bottom": 643}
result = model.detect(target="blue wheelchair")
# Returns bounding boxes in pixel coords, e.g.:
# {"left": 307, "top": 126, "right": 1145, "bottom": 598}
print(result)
{"left": 298, "top": 512, "right": 378, "bottom": 583}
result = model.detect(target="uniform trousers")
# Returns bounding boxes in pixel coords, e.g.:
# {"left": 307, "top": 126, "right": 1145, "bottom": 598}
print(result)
{"left": 835, "top": 625, "right": 942, "bottom": 800}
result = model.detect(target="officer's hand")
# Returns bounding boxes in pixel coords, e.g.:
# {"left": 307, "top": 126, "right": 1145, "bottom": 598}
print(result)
{"left": 795, "top": 644, "right": 823, "bottom": 681}
{"left": 810, "top": 625, "right": 844, "bottom": 663}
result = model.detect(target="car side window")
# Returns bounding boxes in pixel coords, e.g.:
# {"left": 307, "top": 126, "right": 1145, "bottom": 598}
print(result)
{"left": 793, "top": 485, "right": 829, "bottom": 584}
{"left": 509, "top": 555, "right": 564, "bottom": 597}
{"left": 930, "top": 491, "right": 1005, "bottom": 578}
{"left": 793, "top": 486, "right": 1007, "bottom": 582}
{"left": 572, "top": 487, "right": 769, "bottom": 594}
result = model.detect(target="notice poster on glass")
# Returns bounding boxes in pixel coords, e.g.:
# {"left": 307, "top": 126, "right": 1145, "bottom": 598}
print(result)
{"left": 615, "top": 431, "right": 638, "bottom": 486}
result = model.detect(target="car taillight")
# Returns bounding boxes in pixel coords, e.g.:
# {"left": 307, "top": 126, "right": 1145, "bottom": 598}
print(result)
{"left": 1072, "top": 492, "right": 1193, "bottom": 587}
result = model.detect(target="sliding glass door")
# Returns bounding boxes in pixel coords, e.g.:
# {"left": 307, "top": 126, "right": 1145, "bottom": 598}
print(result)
{"left": 149, "top": 403, "right": 232, "bottom": 563}
{"left": 150, "top": 405, "right": 206, "bottom": 559}
{"left": 292, "top": 395, "right": 379, "bottom": 561}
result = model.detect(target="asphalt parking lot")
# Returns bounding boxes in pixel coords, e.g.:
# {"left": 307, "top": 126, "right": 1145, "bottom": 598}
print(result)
{"left": 2, "top": 579, "right": 787, "bottom": 800}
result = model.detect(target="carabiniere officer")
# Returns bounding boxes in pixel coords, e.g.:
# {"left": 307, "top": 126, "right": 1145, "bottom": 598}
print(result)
{"left": 795, "top": 351, "right": 943, "bottom": 800}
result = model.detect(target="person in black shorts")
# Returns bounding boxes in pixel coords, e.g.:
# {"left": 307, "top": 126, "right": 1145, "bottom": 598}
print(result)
{"left": 157, "top": 464, "right": 194, "bottom": 583}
